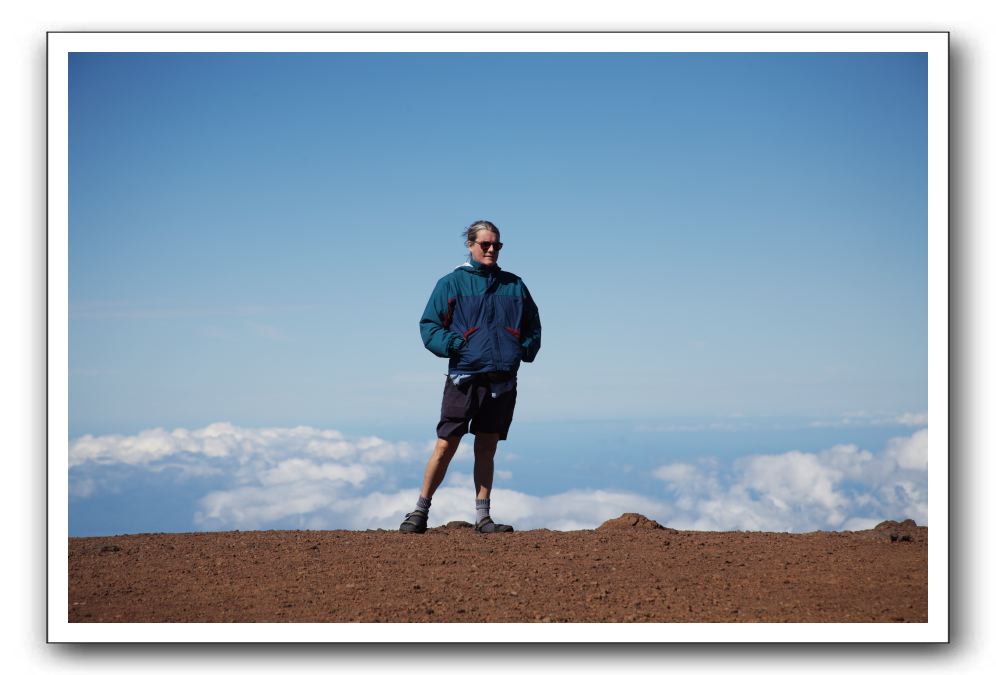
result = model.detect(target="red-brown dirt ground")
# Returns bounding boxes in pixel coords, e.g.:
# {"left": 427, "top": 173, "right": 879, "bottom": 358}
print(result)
{"left": 68, "top": 514, "right": 926, "bottom": 623}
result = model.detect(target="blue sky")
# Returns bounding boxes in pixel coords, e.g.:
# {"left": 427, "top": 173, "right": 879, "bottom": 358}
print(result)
{"left": 68, "top": 52, "right": 928, "bottom": 535}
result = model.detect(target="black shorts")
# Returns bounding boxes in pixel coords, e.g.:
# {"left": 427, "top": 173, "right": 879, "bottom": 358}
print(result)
{"left": 436, "top": 375, "right": 518, "bottom": 440}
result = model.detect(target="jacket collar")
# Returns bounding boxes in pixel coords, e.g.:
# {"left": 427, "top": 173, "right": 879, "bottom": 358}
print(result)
{"left": 458, "top": 259, "right": 500, "bottom": 275}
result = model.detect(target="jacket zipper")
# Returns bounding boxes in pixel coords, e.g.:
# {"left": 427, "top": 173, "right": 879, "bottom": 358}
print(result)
{"left": 486, "top": 272, "right": 501, "bottom": 367}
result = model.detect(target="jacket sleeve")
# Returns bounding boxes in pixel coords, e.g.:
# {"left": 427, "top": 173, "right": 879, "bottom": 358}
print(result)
{"left": 519, "top": 282, "right": 541, "bottom": 363}
{"left": 419, "top": 277, "right": 465, "bottom": 358}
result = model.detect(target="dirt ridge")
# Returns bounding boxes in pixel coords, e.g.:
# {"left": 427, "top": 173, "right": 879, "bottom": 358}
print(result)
{"left": 69, "top": 514, "right": 927, "bottom": 623}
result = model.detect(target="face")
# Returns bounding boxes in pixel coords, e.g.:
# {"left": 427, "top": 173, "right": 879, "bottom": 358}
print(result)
{"left": 468, "top": 230, "right": 501, "bottom": 266}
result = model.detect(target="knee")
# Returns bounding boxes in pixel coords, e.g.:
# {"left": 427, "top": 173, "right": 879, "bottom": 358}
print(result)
{"left": 474, "top": 449, "right": 496, "bottom": 466}
{"left": 474, "top": 436, "right": 499, "bottom": 458}
{"left": 434, "top": 436, "right": 461, "bottom": 461}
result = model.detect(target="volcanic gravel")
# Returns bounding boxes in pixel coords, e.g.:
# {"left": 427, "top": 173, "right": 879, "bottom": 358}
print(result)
{"left": 68, "top": 514, "right": 927, "bottom": 623}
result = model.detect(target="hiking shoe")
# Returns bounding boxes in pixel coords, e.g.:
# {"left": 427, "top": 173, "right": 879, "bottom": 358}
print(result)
{"left": 399, "top": 510, "right": 428, "bottom": 534}
{"left": 475, "top": 516, "right": 514, "bottom": 534}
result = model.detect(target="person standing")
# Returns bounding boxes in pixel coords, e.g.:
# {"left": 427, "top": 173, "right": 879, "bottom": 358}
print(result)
{"left": 400, "top": 220, "right": 541, "bottom": 534}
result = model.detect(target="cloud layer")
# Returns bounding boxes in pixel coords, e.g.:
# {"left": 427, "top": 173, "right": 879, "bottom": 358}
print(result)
{"left": 69, "top": 423, "right": 928, "bottom": 533}
{"left": 652, "top": 428, "right": 927, "bottom": 531}
{"left": 70, "top": 422, "right": 414, "bottom": 468}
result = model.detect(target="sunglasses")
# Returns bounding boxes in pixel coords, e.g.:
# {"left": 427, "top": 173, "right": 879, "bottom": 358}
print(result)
{"left": 475, "top": 241, "right": 503, "bottom": 251}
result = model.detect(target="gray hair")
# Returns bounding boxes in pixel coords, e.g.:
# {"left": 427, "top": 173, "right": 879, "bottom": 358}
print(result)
{"left": 463, "top": 220, "right": 500, "bottom": 248}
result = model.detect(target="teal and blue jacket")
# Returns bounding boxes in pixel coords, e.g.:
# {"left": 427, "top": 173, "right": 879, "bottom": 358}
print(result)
{"left": 420, "top": 259, "right": 541, "bottom": 375}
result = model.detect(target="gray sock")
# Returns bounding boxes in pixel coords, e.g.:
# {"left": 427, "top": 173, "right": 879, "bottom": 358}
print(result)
{"left": 415, "top": 495, "right": 431, "bottom": 515}
{"left": 476, "top": 498, "right": 490, "bottom": 523}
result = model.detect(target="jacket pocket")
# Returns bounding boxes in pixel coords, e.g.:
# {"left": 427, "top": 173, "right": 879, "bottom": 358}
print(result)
{"left": 497, "top": 326, "right": 522, "bottom": 366}
{"left": 455, "top": 326, "right": 484, "bottom": 370}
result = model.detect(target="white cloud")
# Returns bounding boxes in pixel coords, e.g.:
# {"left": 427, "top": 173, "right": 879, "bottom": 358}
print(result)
{"left": 650, "top": 430, "right": 928, "bottom": 532}
{"left": 886, "top": 428, "right": 928, "bottom": 471}
{"left": 146, "top": 461, "right": 225, "bottom": 479}
{"left": 441, "top": 470, "right": 475, "bottom": 489}
{"left": 70, "top": 423, "right": 929, "bottom": 535}
{"left": 494, "top": 488, "right": 670, "bottom": 531}
{"left": 652, "top": 462, "right": 701, "bottom": 483}
{"left": 69, "top": 423, "right": 412, "bottom": 468}
{"left": 322, "top": 484, "right": 671, "bottom": 533}
{"left": 739, "top": 450, "right": 846, "bottom": 512}
{"left": 357, "top": 436, "right": 413, "bottom": 463}
{"left": 69, "top": 423, "right": 418, "bottom": 510}
{"left": 258, "top": 459, "right": 372, "bottom": 487}
{"left": 809, "top": 411, "right": 928, "bottom": 428}
{"left": 195, "top": 482, "right": 342, "bottom": 530}
{"left": 894, "top": 411, "right": 928, "bottom": 426}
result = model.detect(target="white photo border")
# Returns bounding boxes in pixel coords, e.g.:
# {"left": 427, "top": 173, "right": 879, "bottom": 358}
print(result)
{"left": 48, "top": 31, "right": 949, "bottom": 644}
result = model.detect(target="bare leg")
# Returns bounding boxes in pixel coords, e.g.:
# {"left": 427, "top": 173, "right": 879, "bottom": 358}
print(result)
{"left": 473, "top": 432, "right": 500, "bottom": 500}
{"left": 419, "top": 434, "right": 462, "bottom": 498}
